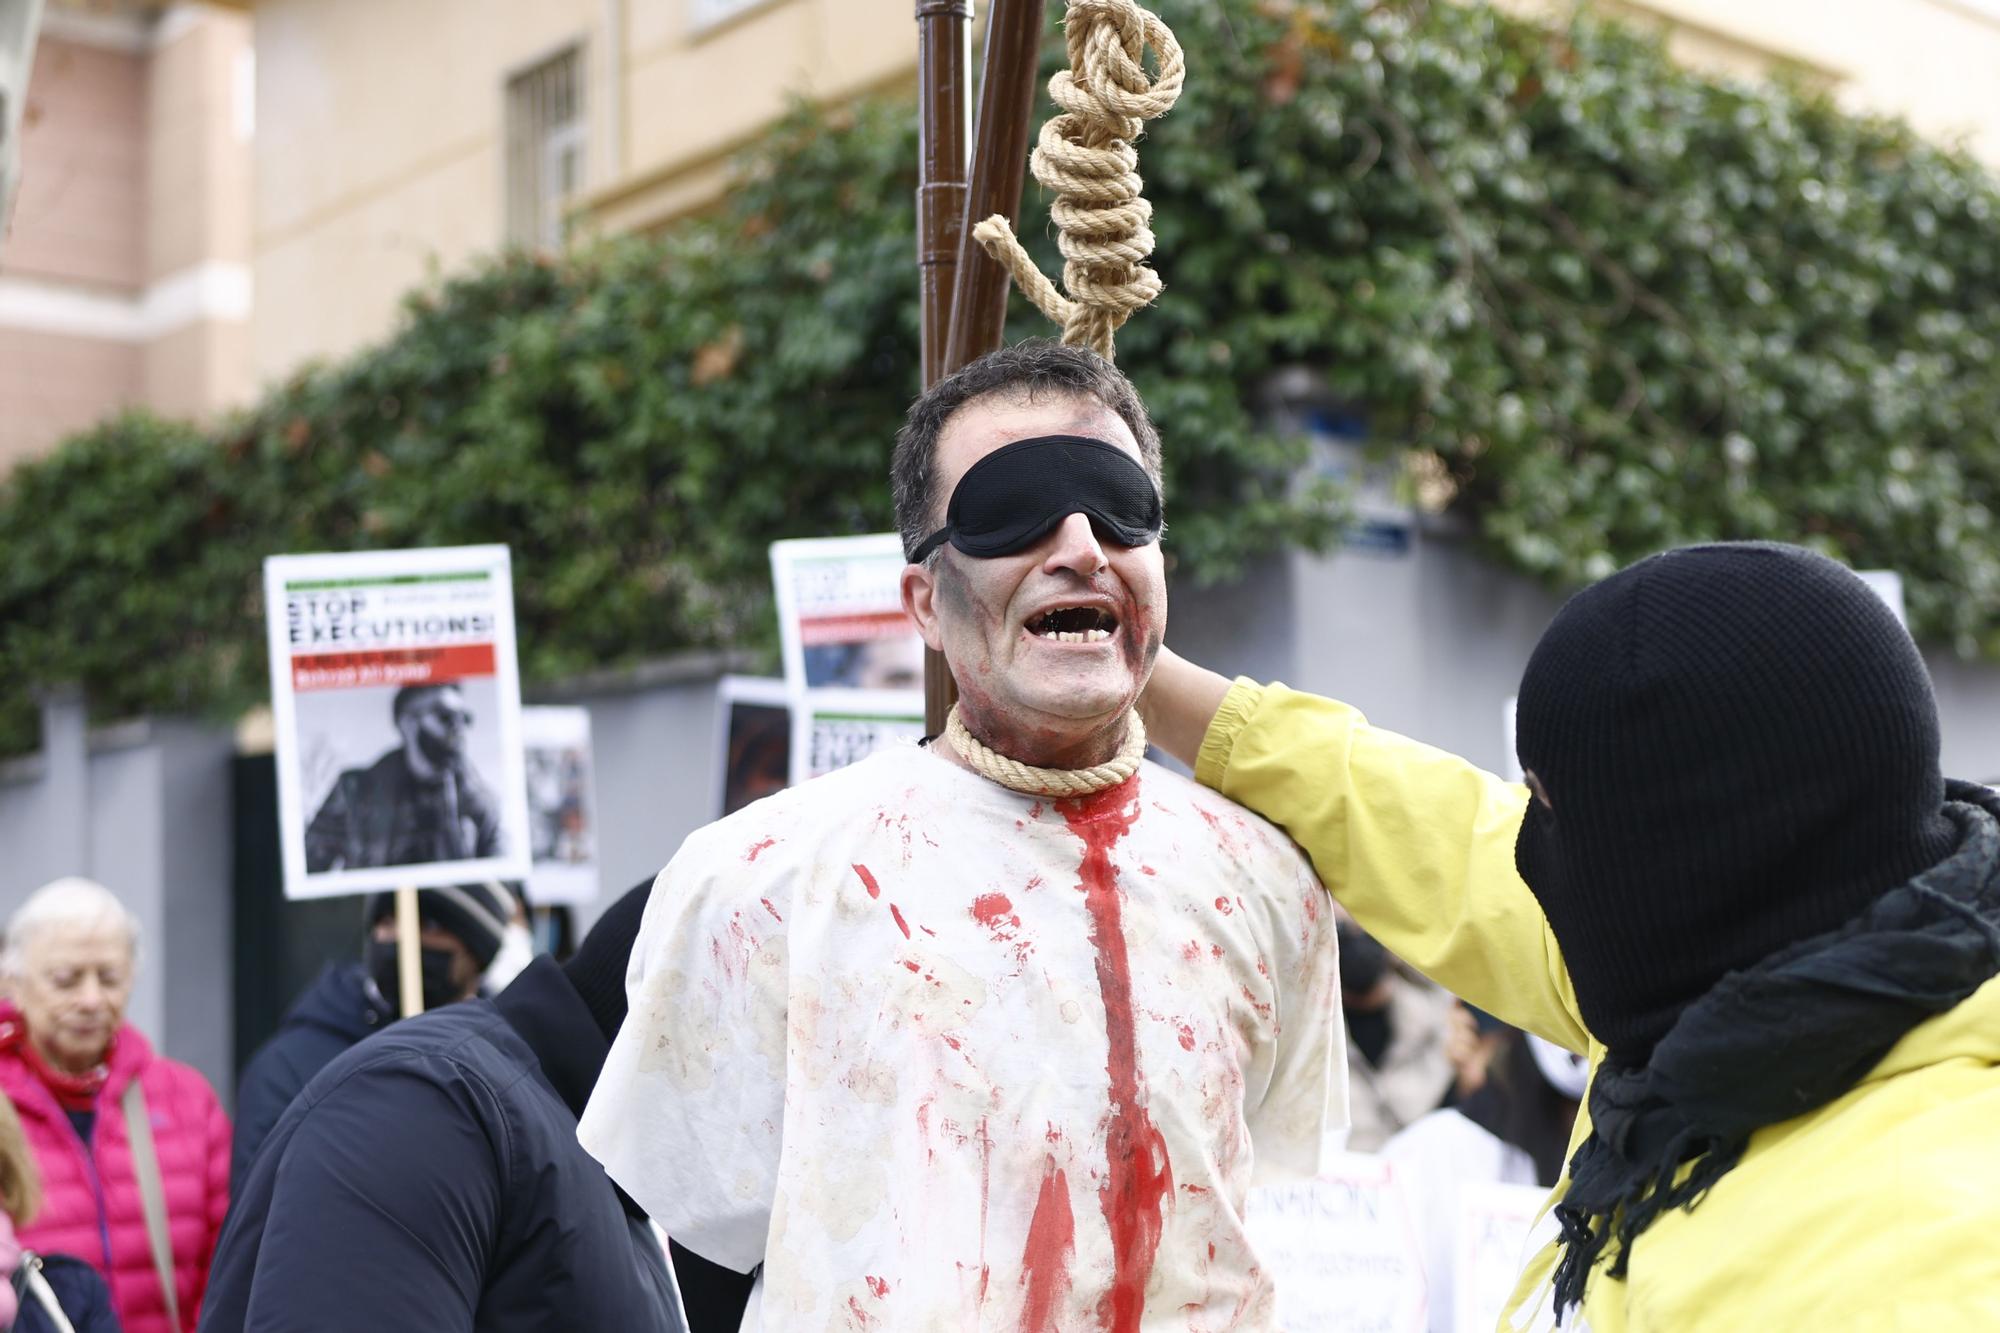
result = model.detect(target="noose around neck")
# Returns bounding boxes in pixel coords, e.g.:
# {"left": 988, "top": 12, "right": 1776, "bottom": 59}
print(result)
{"left": 944, "top": 704, "right": 1147, "bottom": 798}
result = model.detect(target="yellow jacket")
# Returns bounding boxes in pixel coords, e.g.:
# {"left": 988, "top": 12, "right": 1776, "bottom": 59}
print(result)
{"left": 1196, "top": 680, "right": 2000, "bottom": 1331}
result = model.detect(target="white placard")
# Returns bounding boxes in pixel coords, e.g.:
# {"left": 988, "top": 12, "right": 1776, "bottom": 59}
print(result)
{"left": 1855, "top": 569, "right": 1907, "bottom": 629}
{"left": 768, "top": 533, "right": 927, "bottom": 787}
{"left": 520, "top": 705, "right": 600, "bottom": 906}
{"left": 1452, "top": 1180, "right": 1547, "bottom": 1333}
{"left": 714, "top": 675, "right": 792, "bottom": 817}
{"left": 1247, "top": 1151, "right": 1428, "bottom": 1332}
{"left": 789, "top": 689, "right": 927, "bottom": 786}
{"left": 263, "top": 546, "right": 532, "bottom": 899}
{"left": 769, "top": 533, "right": 925, "bottom": 696}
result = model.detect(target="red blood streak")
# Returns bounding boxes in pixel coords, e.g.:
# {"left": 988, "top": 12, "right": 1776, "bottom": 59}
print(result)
{"left": 1214, "top": 896, "right": 1234, "bottom": 915}
{"left": 1059, "top": 783, "right": 1173, "bottom": 1333}
{"left": 890, "top": 904, "right": 911, "bottom": 938}
{"left": 1177, "top": 1024, "right": 1195, "bottom": 1051}
{"left": 944, "top": 1035, "right": 962, "bottom": 1050}
{"left": 761, "top": 898, "right": 784, "bottom": 922}
{"left": 903, "top": 959, "right": 922, "bottom": 973}
{"left": 853, "top": 864, "right": 881, "bottom": 899}
{"left": 866, "top": 1276, "right": 890, "bottom": 1299}
{"left": 847, "top": 1295, "right": 874, "bottom": 1327}
{"left": 972, "top": 893, "right": 1015, "bottom": 926}
{"left": 745, "top": 836, "right": 777, "bottom": 861}
{"left": 1018, "top": 1157, "right": 1075, "bottom": 1332}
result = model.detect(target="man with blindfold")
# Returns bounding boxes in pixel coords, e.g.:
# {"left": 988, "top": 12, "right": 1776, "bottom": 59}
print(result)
{"left": 583, "top": 341, "right": 1345, "bottom": 1330}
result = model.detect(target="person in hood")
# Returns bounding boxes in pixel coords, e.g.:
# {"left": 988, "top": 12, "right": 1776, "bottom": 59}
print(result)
{"left": 1140, "top": 542, "right": 2000, "bottom": 1329}
{"left": 228, "top": 881, "right": 510, "bottom": 1192}
{"left": 201, "top": 882, "right": 754, "bottom": 1333}
{"left": 0, "top": 878, "right": 230, "bottom": 1333}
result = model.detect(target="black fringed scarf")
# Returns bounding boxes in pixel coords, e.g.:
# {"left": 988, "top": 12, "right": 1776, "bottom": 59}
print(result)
{"left": 1548, "top": 781, "right": 2000, "bottom": 1321}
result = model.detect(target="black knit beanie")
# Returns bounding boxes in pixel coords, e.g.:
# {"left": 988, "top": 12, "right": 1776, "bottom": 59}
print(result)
{"left": 365, "top": 882, "right": 511, "bottom": 970}
{"left": 562, "top": 881, "right": 654, "bottom": 1043}
{"left": 1513, "top": 542, "right": 1958, "bottom": 1062}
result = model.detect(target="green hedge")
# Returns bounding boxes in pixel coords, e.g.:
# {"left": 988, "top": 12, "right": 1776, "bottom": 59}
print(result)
{"left": 7, "top": 0, "right": 2000, "bottom": 754}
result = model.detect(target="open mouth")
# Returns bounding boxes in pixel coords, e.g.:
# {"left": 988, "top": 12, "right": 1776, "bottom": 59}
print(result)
{"left": 1027, "top": 606, "right": 1118, "bottom": 644}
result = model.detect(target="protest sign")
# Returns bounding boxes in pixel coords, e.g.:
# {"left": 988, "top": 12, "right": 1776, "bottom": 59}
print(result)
{"left": 715, "top": 675, "right": 792, "bottom": 817}
{"left": 770, "top": 534, "right": 925, "bottom": 694}
{"left": 1855, "top": 569, "right": 1906, "bottom": 628}
{"left": 520, "top": 705, "right": 599, "bottom": 906}
{"left": 1452, "top": 1180, "right": 1547, "bottom": 1333}
{"left": 769, "top": 534, "right": 927, "bottom": 785}
{"left": 790, "top": 690, "right": 928, "bottom": 785}
{"left": 1246, "top": 1151, "right": 1428, "bottom": 1332}
{"left": 263, "top": 545, "right": 531, "bottom": 900}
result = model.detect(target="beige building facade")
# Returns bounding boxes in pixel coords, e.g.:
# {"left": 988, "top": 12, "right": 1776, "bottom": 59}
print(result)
{"left": 19, "top": 0, "right": 2000, "bottom": 433}
{"left": 249, "top": 0, "right": 921, "bottom": 388}
{"left": 240, "top": 0, "right": 2000, "bottom": 393}
{"left": 0, "top": 0, "right": 253, "bottom": 469}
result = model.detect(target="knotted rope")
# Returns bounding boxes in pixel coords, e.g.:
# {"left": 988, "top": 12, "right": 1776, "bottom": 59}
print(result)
{"left": 945, "top": 704, "right": 1146, "bottom": 797}
{"left": 971, "top": 0, "right": 1185, "bottom": 361}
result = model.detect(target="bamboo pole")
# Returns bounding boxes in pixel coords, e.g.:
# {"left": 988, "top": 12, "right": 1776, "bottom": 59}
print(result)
{"left": 917, "top": 0, "right": 974, "bottom": 732}
{"left": 943, "top": 0, "right": 1049, "bottom": 377}
{"left": 916, "top": 0, "right": 973, "bottom": 389}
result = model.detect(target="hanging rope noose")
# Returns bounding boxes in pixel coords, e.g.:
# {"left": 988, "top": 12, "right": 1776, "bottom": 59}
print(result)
{"left": 971, "top": 0, "right": 1184, "bottom": 362}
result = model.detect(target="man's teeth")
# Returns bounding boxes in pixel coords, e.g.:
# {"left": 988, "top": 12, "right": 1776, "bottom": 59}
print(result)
{"left": 1035, "top": 627, "right": 1112, "bottom": 643}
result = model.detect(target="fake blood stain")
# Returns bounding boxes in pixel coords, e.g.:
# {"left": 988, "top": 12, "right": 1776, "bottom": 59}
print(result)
{"left": 853, "top": 864, "right": 881, "bottom": 899}
{"left": 1018, "top": 1156, "right": 1075, "bottom": 1333}
{"left": 972, "top": 892, "right": 1015, "bottom": 927}
{"left": 1059, "top": 781, "right": 1173, "bottom": 1333}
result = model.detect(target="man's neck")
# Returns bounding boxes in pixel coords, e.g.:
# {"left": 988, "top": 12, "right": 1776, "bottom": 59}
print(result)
{"left": 939, "top": 707, "right": 1133, "bottom": 774}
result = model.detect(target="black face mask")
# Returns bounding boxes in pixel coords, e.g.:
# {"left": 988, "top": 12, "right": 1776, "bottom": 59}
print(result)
{"left": 1336, "top": 922, "right": 1390, "bottom": 997}
{"left": 365, "top": 938, "right": 463, "bottom": 1013}
{"left": 908, "top": 434, "right": 1163, "bottom": 562}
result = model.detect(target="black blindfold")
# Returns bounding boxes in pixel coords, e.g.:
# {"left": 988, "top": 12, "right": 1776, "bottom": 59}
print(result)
{"left": 908, "top": 435, "right": 1164, "bottom": 562}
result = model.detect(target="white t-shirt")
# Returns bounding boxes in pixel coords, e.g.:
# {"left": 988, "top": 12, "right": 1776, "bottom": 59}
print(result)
{"left": 580, "top": 742, "right": 1344, "bottom": 1331}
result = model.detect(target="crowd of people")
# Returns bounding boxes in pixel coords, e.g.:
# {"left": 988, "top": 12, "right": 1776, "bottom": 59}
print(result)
{"left": 3, "top": 341, "right": 1995, "bottom": 1330}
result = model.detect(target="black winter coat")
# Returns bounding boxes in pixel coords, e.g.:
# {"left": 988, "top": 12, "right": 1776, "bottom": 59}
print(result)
{"left": 229, "top": 962, "right": 388, "bottom": 1193}
{"left": 14, "top": 1252, "right": 121, "bottom": 1333}
{"left": 199, "top": 957, "right": 683, "bottom": 1333}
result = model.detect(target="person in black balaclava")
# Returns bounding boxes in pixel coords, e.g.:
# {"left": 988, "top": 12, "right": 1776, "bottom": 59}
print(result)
{"left": 1138, "top": 541, "right": 2000, "bottom": 1329}
{"left": 203, "top": 882, "right": 757, "bottom": 1333}
{"left": 229, "top": 881, "right": 512, "bottom": 1193}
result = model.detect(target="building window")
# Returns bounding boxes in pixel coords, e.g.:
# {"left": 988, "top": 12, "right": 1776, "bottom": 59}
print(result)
{"left": 688, "top": 0, "right": 781, "bottom": 35}
{"left": 505, "top": 46, "right": 586, "bottom": 251}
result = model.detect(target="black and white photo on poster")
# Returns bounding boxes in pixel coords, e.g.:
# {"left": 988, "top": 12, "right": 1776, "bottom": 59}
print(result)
{"left": 296, "top": 676, "right": 511, "bottom": 873}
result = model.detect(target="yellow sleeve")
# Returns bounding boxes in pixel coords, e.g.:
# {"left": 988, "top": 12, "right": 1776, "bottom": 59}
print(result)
{"left": 1195, "top": 678, "right": 1592, "bottom": 1054}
